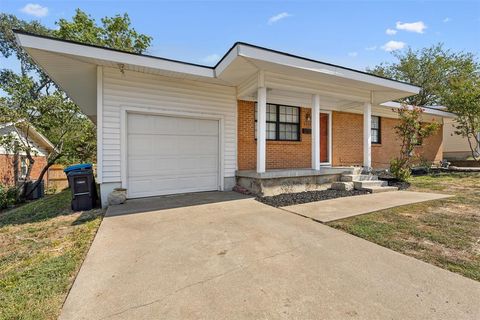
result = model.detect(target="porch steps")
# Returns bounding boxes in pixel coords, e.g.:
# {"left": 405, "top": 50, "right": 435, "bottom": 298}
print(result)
{"left": 332, "top": 171, "right": 398, "bottom": 193}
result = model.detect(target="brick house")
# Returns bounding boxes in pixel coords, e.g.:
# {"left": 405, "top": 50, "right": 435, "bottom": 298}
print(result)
{"left": 0, "top": 122, "right": 54, "bottom": 186}
{"left": 15, "top": 31, "right": 454, "bottom": 206}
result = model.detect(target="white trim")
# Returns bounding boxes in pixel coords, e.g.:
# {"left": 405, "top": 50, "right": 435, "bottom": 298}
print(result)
{"left": 256, "top": 87, "right": 267, "bottom": 173}
{"left": 119, "top": 106, "right": 225, "bottom": 198}
{"left": 16, "top": 33, "right": 214, "bottom": 79}
{"left": 363, "top": 102, "right": 372, "bottom": 168}
{"left": 380, "top": 101, "right": 456, "bottom": 118}
{"left": 237, "top": 44, "right": 420, "bottom": 94}
{"left": 96, "top": 66, "right": 103, "bottom": 183}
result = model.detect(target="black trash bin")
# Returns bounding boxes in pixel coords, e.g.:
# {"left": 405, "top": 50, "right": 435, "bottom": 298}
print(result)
{"left": 64, "top": 164, "right": 97, "bottom": 211}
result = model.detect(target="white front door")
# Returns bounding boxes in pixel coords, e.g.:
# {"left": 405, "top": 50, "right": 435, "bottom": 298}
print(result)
{"left": 127, "top": 113, "right": 219, "bottom": 198}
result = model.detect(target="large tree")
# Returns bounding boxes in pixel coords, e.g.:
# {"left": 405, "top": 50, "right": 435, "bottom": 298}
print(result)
{"left": 368, "top": 44, "right": 480, "bottom": 161}
{"left": 0, "top": 10, "right": 152, "bottom": 200}
{"left": 368, "top": 44, "right": 477, "bottom": 107}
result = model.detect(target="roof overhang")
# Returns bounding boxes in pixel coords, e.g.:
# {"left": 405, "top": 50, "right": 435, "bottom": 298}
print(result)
{"left": 380, "top": 101, "right": 456, "bottom": 118}
{"left": 15, "top": 30, "right": 423, "bottom": 119}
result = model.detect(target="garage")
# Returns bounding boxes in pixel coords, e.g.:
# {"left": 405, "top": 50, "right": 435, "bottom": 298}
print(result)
{"left": 127, "top": 113, "right": 220, "bottom": 198}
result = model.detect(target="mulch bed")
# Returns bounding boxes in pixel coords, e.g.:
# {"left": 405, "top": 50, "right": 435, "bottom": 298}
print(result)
{"left": 256, "top": 189, "right": 368, "bottom": 207}
{"left": 376, "top": 172, "right": 411, "bottom": 190}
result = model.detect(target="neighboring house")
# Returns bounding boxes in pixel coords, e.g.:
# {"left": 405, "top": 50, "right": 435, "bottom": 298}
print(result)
{"left": 15, "top": 31, "right": 454, "bottom": 206}
{"left": 0, "top": 121, "right": 54, "bottom": 186}
{"left": 443, "top": 117, "right": 480, "bottom": 160}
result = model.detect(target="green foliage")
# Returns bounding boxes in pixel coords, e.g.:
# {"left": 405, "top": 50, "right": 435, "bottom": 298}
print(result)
{"left": 0, "top": 10, "right": 152, "bottom": 200}
{"left": 442, "top": 74, "right": 480, "bottom": 161}
{"left": 54, "top": 9, "right": 152, "bottom": 53}
{"left": 0, "top": 184, "right": 18, "bottom": 209}
{"left": 389, "top": 105, "right": 439, "bottom": 181}
{"left": 368, "top": 44, "right": 478, "bottom": 107}
{"left": 389, "top": 158, "right": 411, "bottom": 182}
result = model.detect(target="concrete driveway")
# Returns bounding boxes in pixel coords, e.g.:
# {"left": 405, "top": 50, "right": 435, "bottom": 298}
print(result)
{"left": 60, "top": 192, "right": 480, "bottom": 320}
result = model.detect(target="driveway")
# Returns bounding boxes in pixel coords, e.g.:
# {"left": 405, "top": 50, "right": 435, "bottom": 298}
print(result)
{"left": 60, "top": 192, "right": 480, "bottom": 320}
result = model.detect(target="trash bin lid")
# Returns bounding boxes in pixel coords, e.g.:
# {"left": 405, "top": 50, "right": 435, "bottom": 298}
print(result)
{"left": 64, "top": 163, "right": 93, "bottom": 173}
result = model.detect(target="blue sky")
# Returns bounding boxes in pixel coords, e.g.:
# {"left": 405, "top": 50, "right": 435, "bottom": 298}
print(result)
{"left": 1, "top": 0, "right": 479, "bottom": 72}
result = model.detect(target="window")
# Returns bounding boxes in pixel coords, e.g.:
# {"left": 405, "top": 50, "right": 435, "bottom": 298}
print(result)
{"left": 371, "top": 116, "right": 381, "bottom": 144}
{"left": 255, "top": 104, "right": 300, "bottom": 141}
{"left": 20, "top": 156, "right": 28, "bottom": 179}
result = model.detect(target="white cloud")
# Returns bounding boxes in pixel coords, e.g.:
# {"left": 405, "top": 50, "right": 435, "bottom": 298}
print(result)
{"left": 348, "top": 52, "right": 358, "bottom": 57}
{"left": 20, "top": 3, "right": 48, "bottom": 17}
{"left": 365, "top": 46, "right": 377, "bottom": 51}
{"left": 268, "top": 12, "right": 291, "bottom": 25}
{"left": 386, "top": 28, "right": 397, "bottom": 35}
{"left": 381, "top": 40, "right": 406, "bottom": 52}
{"left": 396, "top": 21, "right": 427, "bottom": 33}
{"left": 201, "top": 54, "right": 220, "bottom": 64}
{"left": 443, "top": 17, "right": 451, "bottom": 23}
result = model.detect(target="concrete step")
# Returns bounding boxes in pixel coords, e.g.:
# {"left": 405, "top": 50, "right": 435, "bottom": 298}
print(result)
{"left": 341, "top": 174, "right": 378, "bottom": 182}
{"left": 353, "top": 180, "right": 388, "bottom": 189}
{"left": 351, "top": 167, "right": 364, "bottom": 175}
{"left": 331, "top": 181, "right": 354, "bottom": 191}
{"left": 363, "top": 186, "right": 399, "bottom": 193}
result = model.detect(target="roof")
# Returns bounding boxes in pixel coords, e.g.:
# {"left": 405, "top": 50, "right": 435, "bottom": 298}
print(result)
{"left": 14, "top": 29, "right": 425, "bottom": 118}
{"left": 380, "top": 102, "right": 456, "bottom": 118}
{"left": 0, "top": 120, "right": 55, "bottom": 153}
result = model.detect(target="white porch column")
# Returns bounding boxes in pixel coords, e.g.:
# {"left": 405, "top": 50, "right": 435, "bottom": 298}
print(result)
{"left": 256, "top": 86, "right": 267, "bottom": 173}
{"left": 311, "top": 94, "right": 321, "bottom": 170}
{"left": 363, "top": 102, "right": 372, "bottom": 169}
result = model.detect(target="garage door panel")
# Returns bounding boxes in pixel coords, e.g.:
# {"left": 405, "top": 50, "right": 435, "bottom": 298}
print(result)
{"left": 128, "top": 174, "right": 218, "bottom": 198}
{"left": 127, "top": 113, "right": 219, "bottom": 198}
{"left": 128, "top": 156, "right": 218, "bottom": 177}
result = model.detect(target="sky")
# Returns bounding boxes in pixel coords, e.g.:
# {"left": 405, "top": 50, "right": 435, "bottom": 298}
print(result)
{"left": 1, "top": 0, "right": 480, "bottom": 73}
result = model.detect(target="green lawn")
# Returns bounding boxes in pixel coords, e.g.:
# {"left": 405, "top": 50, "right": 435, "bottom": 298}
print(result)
{"left": 328, "top": 173, "right": 480, "bottom": 281}
{"left": 0, "top": 190, "right": 103, "bottom": 320}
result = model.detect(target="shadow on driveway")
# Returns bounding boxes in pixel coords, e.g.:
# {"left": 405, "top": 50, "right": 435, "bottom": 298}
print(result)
{"left": 106, "top": 191, "right": 251, "bottom": 216}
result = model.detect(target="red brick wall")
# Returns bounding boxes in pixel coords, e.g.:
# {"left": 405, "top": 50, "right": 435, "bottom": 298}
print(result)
{"left": 237, "top": 101, "right": 443, "bottom": 170}
{"left": 331, "top": 111, "right": 443, "bottom": 168}
{"left": 0, "top": 154, "right": 48, "bottom": 186}
{"left": 237, "top": 100, "right": 328, "bottom": 170}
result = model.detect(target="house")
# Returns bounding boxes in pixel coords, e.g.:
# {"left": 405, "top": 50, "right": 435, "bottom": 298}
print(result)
{"left": 443, "top": 116, "right": 479, "bottom": 160}
{"left": 0, "top": 121, "right": 54, "bottom": 186}
{"left": 14, "top": 30, "right": 454, "bottom": 207}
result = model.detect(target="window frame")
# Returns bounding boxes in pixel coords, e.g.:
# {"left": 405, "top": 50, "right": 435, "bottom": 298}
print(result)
{"left": 371, "top": 116, "right": 381, "bottom": 144}
{"left": 255, "top": 103, "right": 301, "bottom": 142}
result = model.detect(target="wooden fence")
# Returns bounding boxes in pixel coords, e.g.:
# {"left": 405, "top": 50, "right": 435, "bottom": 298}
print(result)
{"left": 46, "top": 164, "right": 69, "bottom": 192}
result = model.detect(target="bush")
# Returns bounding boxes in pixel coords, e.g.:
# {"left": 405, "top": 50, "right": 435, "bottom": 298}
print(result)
{"left": 0, "top": 184, "right": 18, "bottom": 209}
{"left": 390, "top": 158, "right": 411, "bottom": 181}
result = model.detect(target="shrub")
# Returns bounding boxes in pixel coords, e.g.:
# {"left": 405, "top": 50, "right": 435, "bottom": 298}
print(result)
{"left": 0, "top": 184, "right": 18, "bottom": 209}
{"left": 390, "top": 158, "right": 411, "bottom": 181}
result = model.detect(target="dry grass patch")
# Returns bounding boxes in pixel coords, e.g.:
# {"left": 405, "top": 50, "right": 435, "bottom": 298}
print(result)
{"left": 328, "top": 173, "right": 480, "bottom": 281}
{"left": 0, "top": 190, "right": 103, "bottom": 320}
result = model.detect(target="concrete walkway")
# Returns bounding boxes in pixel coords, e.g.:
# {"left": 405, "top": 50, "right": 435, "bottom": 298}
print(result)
{"left": 60, "top": 192, "right": 479, "bottom": 320}
{"left": 282, "top": 191, "right": 452, "bottom": 222}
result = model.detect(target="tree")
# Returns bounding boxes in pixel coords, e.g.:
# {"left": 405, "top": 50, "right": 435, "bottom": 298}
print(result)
{"left": 442, "top": 75, "right": 480, "bottom": 161}
{"left": 0, "top": 10, "right": 152, "bottom": 201}
{"left": 390, "top": 105, "right": 439, "bottom": 181}
{"left": 368, "top": 44, "right": 477, "bottom": 107}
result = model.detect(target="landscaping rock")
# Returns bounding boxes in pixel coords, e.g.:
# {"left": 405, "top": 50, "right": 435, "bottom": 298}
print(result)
{"left": 256, "top": 189, "right": 368, "bottom": 207}
{"left": 331, "top": 182, "right": 354, "bottom": 191}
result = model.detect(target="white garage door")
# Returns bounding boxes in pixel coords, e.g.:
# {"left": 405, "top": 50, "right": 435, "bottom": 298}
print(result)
{"left": 127, "top": 113, "right": 219, "bottom": 198}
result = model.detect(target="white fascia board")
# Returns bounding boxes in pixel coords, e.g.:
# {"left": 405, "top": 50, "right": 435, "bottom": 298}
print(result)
{"left": 236, "top": 44, "right": 420, "bottom": 95}
{"left": 381, "top": 101, "right": 456, "bottom": 118}
{"left": 214, "top": 45, "right": 240, "bottom": 77}
{"left": 15, "top": 33, "right": 215, "bottom": 78}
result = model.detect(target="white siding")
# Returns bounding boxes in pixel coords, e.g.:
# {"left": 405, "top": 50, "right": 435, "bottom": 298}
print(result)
{"left": 101, "top": 67, "right": 237, "bottom": 183}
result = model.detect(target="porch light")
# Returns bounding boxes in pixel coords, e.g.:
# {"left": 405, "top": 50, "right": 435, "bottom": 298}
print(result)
{"left": 305, "top": 111, "right": 311, "bottom": 122}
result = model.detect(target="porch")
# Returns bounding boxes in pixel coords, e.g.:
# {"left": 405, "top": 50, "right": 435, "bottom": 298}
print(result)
{"left": 236, "top": 167, "right": 359, "bottom": 196}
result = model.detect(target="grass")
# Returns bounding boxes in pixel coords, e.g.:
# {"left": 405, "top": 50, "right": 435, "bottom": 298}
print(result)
{"left": 328, "top": 172, "right": 480, "bottom": 282}
{"left": 0, "top": 190, "right": 103, "bottom": 320}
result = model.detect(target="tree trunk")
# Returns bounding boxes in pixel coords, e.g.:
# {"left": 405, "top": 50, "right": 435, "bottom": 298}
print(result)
{"left": 25, "top": 154, "right": 62, "bottom": 198}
